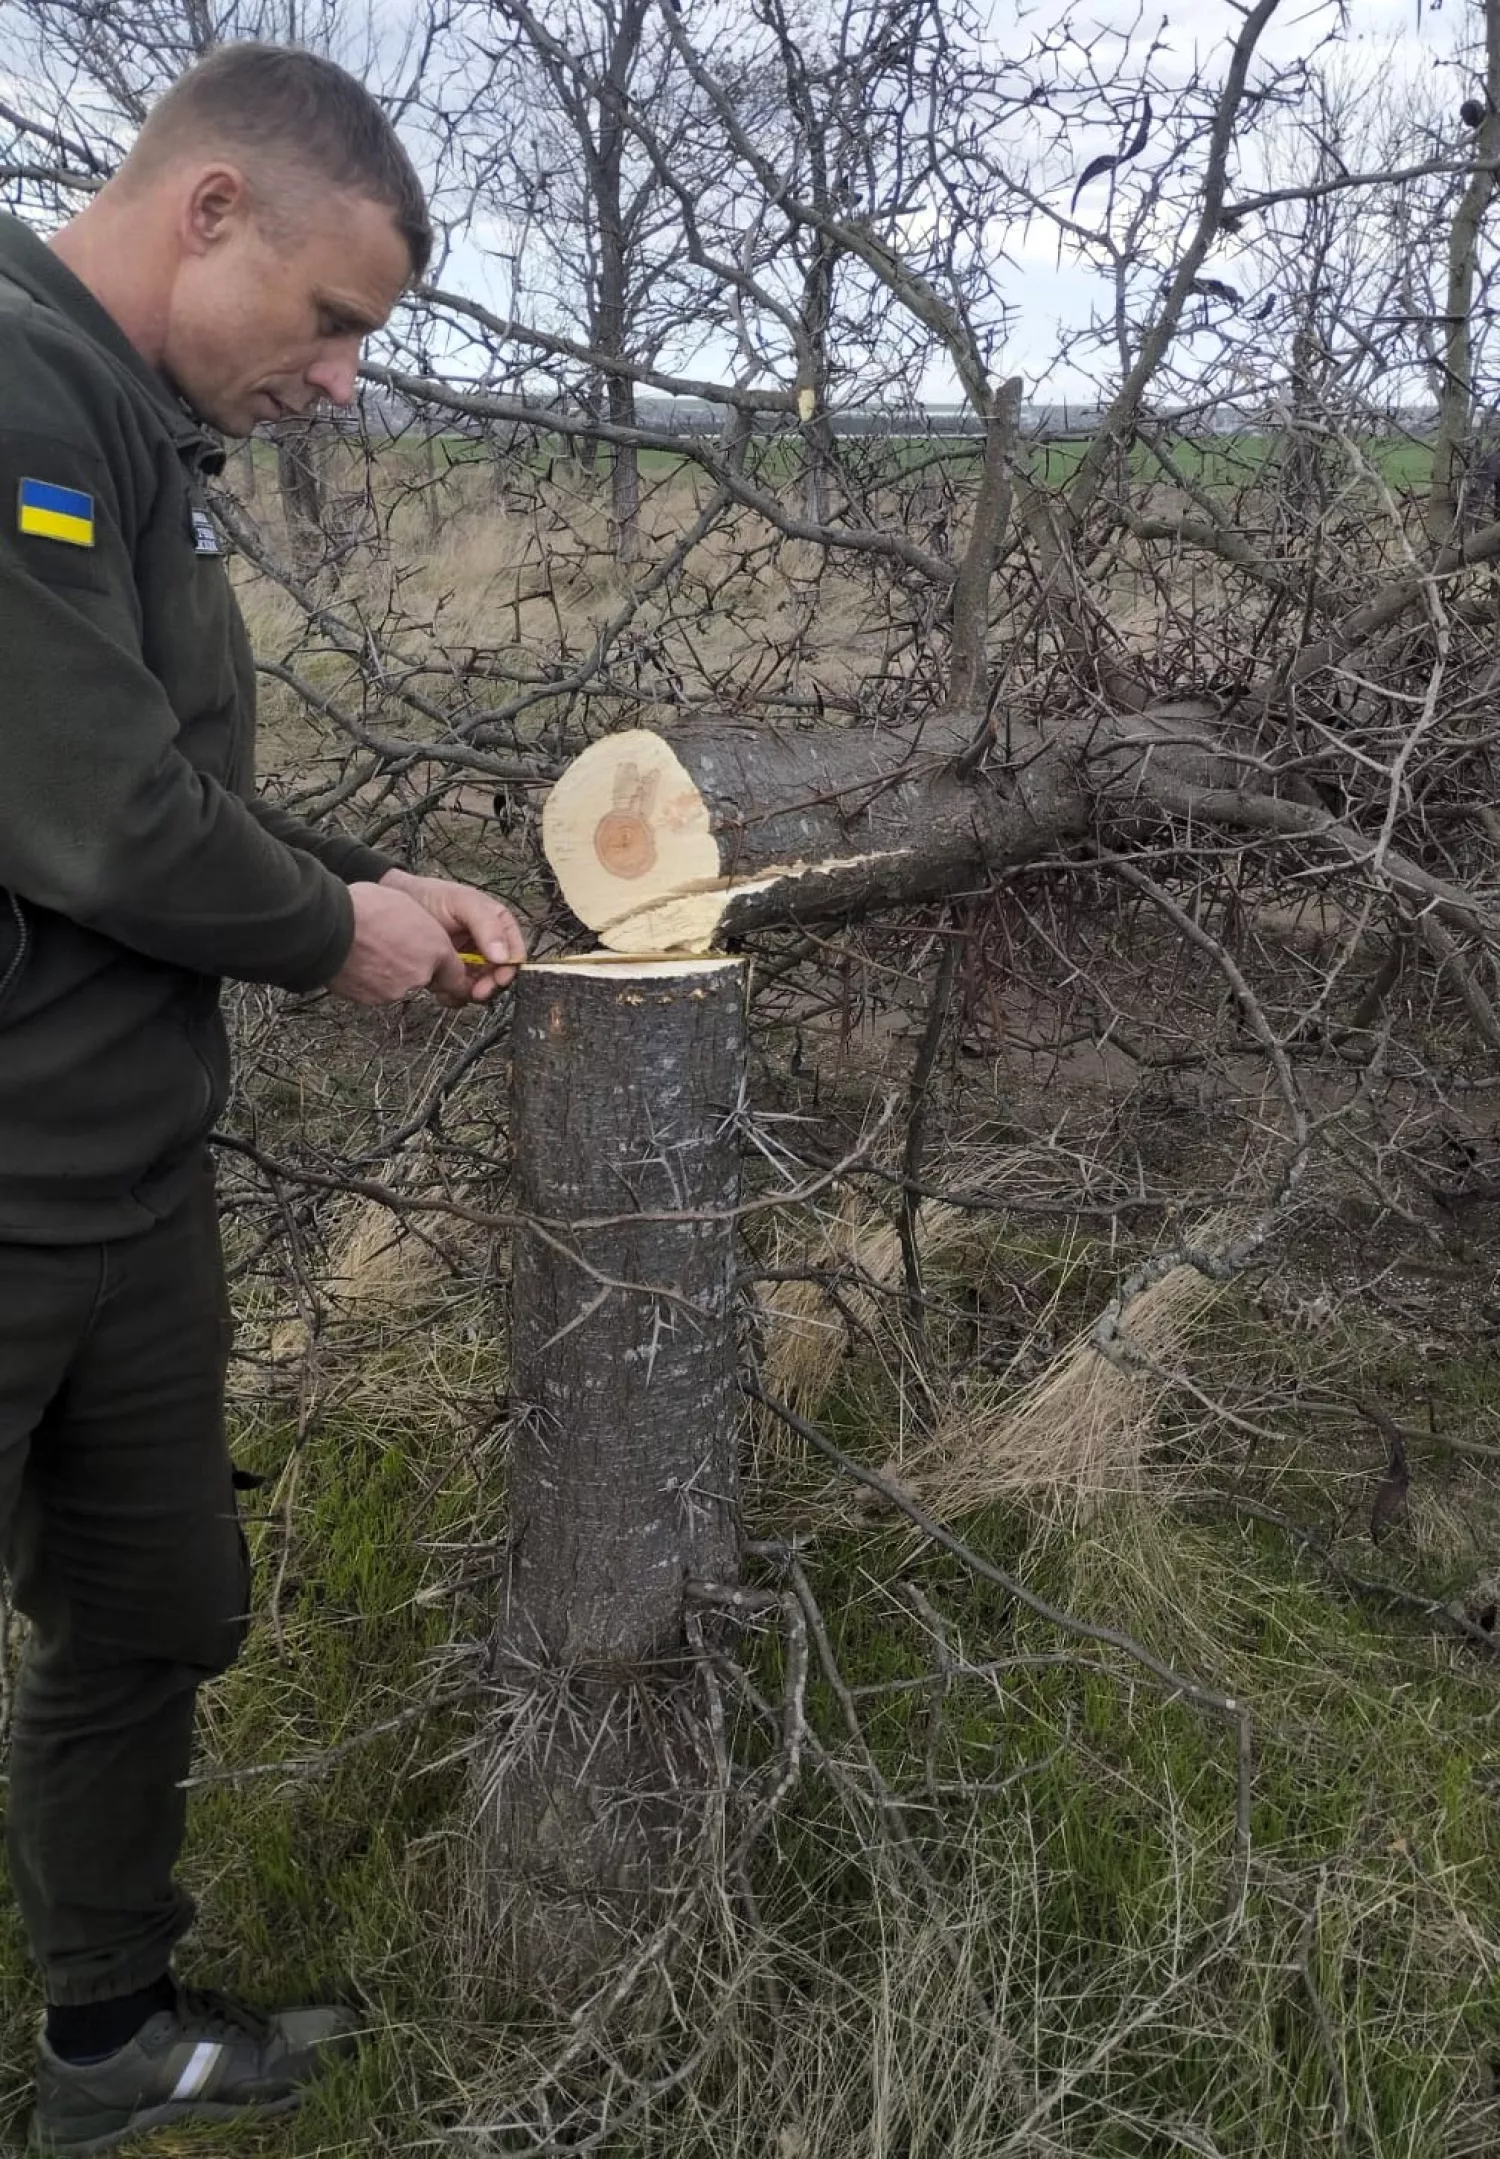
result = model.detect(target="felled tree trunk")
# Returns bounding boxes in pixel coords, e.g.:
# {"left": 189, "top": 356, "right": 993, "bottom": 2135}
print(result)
{"left": 540, "top": 705, "right": 1231, "bottom": 951}
{"left": 482, "top": 955, "right": 746, "bottom": 1987}
{"left": 541, "top": 706, "right": 1496, "bottom": 955}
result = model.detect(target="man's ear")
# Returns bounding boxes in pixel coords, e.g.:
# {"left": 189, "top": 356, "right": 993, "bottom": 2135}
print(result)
{"left": 182, "top": 165, "right": 251, "bottom": 255}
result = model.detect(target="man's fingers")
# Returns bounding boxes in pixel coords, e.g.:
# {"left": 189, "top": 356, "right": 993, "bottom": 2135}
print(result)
{"left": 453, "top": 900, "right": 528, "bottom": 968}
{"left": 494, "top": 909, "right": 529, "bottom": 965}
{"left": 430, "top": 946, "right": 472, "bottom": 1001}
{"left": 466, "top": 961, "right": 520, "bottom": 1001}
{"left": 447, "top": 904, "right": 526, "bottom": 1001}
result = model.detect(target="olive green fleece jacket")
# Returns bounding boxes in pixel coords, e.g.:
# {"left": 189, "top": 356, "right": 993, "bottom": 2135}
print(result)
{"left": 0, "top": 215, "right": 395, "bottom": 1242}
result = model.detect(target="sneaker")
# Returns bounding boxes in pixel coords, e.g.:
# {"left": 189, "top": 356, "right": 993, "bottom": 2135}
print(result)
{"left": 31, "top": 1983, "right": 361, "bottom": 2154}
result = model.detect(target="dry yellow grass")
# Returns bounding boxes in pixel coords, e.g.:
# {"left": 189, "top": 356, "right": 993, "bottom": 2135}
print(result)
{"left": 235, "top": 453, "right": 903, "bottom": 760}
{"left": 264, "top": 1192, "right": 451, "bottom": 1366}
{"left": 759, "top": 1194, "right": 975, "bottom": 1414}
{"left": 917, "top": 1215, "right": 1237, "bottom": 1521}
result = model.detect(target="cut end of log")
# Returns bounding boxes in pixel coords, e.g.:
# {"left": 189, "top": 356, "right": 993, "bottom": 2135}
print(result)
{"left": 542, "top": 729, "right": 725, "bottom": 952}
{"left": 542, "top": 727, "right": 891, "bottom": 954}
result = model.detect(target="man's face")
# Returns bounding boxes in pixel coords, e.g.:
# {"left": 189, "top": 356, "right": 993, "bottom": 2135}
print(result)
{"left": 163, "top": 175, "right": 411, "bottom": 437}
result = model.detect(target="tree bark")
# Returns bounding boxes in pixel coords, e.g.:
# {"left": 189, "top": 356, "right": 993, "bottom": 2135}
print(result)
{"left": 794, "top": 186, "right": 837, "bottom": 528}
{"left": 945, "top": 376, "right": 1023, "bottom": 713}
{"left": 609, "top": 404, "right": 642, "bottom": 562}
{"left": 481, "top": 955, "right": 746, "bottom": 1986}
{"left": 1428, "top": 0, "right": 1500, "bottom": 544}
{"left": 274, "top": 417, "right": 334, "bottom": 583}
{"left": 421, "top": 426, "right": 443, "bottom": 543}
{"left": 593, "top": 0, "right": 647, "bottom": 564}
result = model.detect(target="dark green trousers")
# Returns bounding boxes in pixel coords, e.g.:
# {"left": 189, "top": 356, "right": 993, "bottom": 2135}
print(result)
{"left": 0, "top": 1161, "right": 248, "bottom": 2005}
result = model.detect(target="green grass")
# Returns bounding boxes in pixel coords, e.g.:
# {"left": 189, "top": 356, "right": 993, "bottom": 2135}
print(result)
{"left": 1, "top": 1249, "right": 1496, "bottom": 2156}
{"left": 719, "top": 1493, "right": 1499, "bottom": 2157}
{"left": 1019, "top": 433, "right": 1439, "bottom": 495}
{"left": 237, "top": 419, "right": 1451, "bottom": 515}
{"left": 423, "top": 429, "right": 1445, "bottom": 496}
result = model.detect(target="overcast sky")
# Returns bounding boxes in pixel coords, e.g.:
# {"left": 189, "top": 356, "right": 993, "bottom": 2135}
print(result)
{"left": 0, "top": 0, "right": 1469, "bottom": 408}
{"left": 434, "top": 0, "right": 1462, "bottom": 406}
{"left": 984, "top": 0, "right": 1463, "bottom": 402}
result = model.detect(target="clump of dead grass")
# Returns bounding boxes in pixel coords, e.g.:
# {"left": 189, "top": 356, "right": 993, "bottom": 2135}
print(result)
{"left": 917, "top": 1215, "right": 1237, "bottom": 1522}
{"left": 256, "top": 1191, "right": 478, "bottom": 1378}
{"left": 757, "top": 1192, "right": 983, "bottom": 1414}
{"left": 757, "top": 1181, "right": 1238, "bottom": 1518}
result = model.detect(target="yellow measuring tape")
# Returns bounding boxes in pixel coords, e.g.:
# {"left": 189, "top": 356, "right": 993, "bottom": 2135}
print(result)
{"left": 457, "top": 950, "right": 713, "bottom": 968}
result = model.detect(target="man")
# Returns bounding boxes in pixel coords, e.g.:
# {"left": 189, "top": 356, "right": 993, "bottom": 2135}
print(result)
{"left": 0, "top": 43, "right": 526, "bottom": 2152}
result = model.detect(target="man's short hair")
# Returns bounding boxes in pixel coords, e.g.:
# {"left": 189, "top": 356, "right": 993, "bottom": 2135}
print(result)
{"left": 125, "top": 43, "right": 432, "bottom": 280}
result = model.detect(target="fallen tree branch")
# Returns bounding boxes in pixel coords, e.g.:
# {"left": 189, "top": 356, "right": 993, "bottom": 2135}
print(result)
{"left": 1196, "top": 1492, "right": 1500, "bottom": 1658}
{"left": 540, "top": 703, "right": 1500, "bottom": 970}
{"left": 178, "top": 1680, "right": 490, "bottom": 1788}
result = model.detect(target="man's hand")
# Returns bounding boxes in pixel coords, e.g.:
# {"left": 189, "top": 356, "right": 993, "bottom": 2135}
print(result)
{"left": 326, "top": 881, "right": 475, "bottom": 1007}
{"left": 377, "top": 868, "right": 527, "bottom": 1001}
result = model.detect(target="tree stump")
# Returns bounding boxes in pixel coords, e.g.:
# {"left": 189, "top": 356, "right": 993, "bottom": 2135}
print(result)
{"left": 481, "top": 955, "right": 747, "bottom": 1988}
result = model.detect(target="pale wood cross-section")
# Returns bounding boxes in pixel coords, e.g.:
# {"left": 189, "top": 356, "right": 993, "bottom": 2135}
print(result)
{"left": 541, "top": 728, "right": 737, "bottom": 953}
{"left": 541, "top": 721, "right": 907, "bottom": 953}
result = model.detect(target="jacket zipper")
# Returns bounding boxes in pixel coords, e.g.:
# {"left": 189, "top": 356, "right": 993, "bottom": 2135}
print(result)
{"left": 0, "top": 890, "right": 29, "bottom": 1019}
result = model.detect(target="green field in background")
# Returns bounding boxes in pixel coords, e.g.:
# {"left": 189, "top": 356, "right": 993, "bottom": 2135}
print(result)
{"left": 239, "top": 426, "right": 1444, "bottom": 506}
{"left": 426, "top": 430, "right": 1440, "bottom": 494}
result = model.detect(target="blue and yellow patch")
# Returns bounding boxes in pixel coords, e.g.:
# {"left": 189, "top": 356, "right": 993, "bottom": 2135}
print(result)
{"left": 17, "top": 477, "right": 95, "bottom": 549}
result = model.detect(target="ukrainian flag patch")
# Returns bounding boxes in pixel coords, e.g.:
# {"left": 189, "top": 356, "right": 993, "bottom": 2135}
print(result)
{"left": 17, "top": 477, "right": 95, "bottom": 549}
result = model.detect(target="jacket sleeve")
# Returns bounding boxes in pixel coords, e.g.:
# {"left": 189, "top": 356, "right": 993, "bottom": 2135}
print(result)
{"left": 246, "top": 798, "right": 397, "bottom": 886}
{"left": 0, "top": 418, "right": 356, "bottom": 993}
